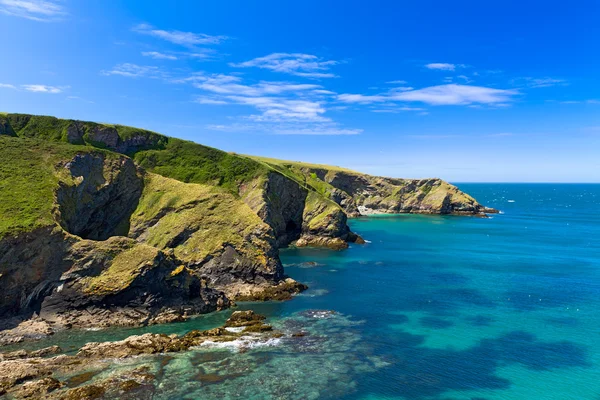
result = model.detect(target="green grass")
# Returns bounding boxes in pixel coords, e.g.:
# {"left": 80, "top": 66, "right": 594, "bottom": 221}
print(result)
{"left": 246, "top": 155, "right": 358, "bottom": 174}
{"left": 134, "top": 139, "right": 268, "bottom": 194}
{"left": 130, "top": 173, "right": 273, "bottom": 265}
{"left": 84, "top": 243, "right": 161, "bottom": 295}
{"left": 0, "top": 136, "right": 98, "bottom": 238}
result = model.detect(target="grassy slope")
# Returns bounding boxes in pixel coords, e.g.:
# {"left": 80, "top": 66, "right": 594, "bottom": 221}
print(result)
{"left": 133, "top": 139, "right": 267, "bottom": 194}
{"left": 130, "top": 173, "right": 273, "bottom": 265}
{"left": 2, "top": 113, "right": 166, "bottom": 148}
{"left": 0, "top": 136, "right": 111, "bottom": 239}
{"left": 1, "top": 113, "right": 268, "bottom": 195}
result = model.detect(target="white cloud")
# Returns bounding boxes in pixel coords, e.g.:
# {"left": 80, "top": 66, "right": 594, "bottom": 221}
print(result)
{"left": 312, "top": 89, "right": 336, "bottom": 95}
{"left": 273, "top": 125, "right": 361, "bottom": 135}
{"left": 133, "top": 23, "right": 227, "bottom": 46}
{"left": 388, "top": 86, "right": 414, "bottom": 92}
{"left": 392, "top": 84, "right": 517, "bottom": 105}
{"left": 337, "top": 93, "right": 385, "bottom": 104}
{"left": 337, "top": 84, "right": 519, "bottom": 106}
{"left": 387, "top": 80, "right": 408, "bottom": 84}
{"left": 0, "top": 83, "right": 16, "bottom": 89}
{"left": 371, "top": 106, "right": 425, "bottom": 113}
{"left": 231, "top": 53, "right": 338, "bottom": 78}
{"left": 0, "top": 0, "right": 65, "bottom": 21}
{"left": 338, "top": 84, "right": 517, "bottom": 106}
{"left": 141, "top": 51, "right": 178, "bottom": 60}
{"left": 187, "top": 73, "right": 321, "bottom": 97}
{"left": 101, "top": 63, "right": 164, "bottom": 78}
{"left": 559, "top": 99, "right": 600, "bottom": 105}
{"left": 425, "top": 63, "right": 467, "bottom": 71}
{"left": 194, "top": 96, "right": 228, "bottom": 105}
{"left": 228, "top": 96, "right": 328, "bottom": 122}
{"left": 206, "top": 122, "right": 361, "bottom": 135}
{"left": 21, "top": 84, "right": 64, "bottom": 93}
{"left": 516, "top": 77, "right": 567, "bottom": 88}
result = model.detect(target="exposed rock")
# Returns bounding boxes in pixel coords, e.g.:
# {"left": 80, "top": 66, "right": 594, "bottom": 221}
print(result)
{"left": 0, "top": 228, "right": 75, "bottom": 319}
{"left": 0, "top": 311, "right": 277, "bottom": 396}
{"left": 55, "top": 152, "right": 143, "bottom": 240}
{"left": 0, "top": 318, "right": 56, "bottom": 345}
{"left": 0, "top": 345, "right": 62, "bottom": 361}
{"left": 233, "top": 278, "right": 308, "bottom": 301}
{"left": 295, "top": 236, "right": 349, "bottom": 250}
{"left": 14, "top": 377, "right": 63, "bottom": 399}
{"left": 242, "top": 172, "right": 308, "bottom": 247}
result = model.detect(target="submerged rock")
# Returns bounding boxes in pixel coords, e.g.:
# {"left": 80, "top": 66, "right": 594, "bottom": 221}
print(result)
{"left": 0, "top": 310, "right": 281, "bottom": 397}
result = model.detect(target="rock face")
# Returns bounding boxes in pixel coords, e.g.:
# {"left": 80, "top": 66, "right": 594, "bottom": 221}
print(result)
{"left": 281, "top": 166, "right": 497, "bottom": 217}
{"left": 56, "top": 152, "right": 143, "bottom": 240}
{"left": 0, "top": 113, "right": 495, "bottom": 339}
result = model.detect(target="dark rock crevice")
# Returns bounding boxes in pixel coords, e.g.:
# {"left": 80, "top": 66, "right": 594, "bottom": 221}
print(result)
{"left": 54, "top": 153, "right": 143, "bottom": 241}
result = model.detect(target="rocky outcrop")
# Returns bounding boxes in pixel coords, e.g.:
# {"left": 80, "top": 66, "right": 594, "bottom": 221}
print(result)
{"left": 128, "top": 173, "right": 303, "bottom": 300}
{"left": 55, "top": 152, "right": 143, "bottom": 240}
{"left": 0, "top": 227, "right": 75, "bottom": 318}
{"left": 290, "top": 167, "right": 497, "bottom": 217}
{"left": 0, "top": 311, "right": 279, "bottom": 398}
{"left": 241, "top": 172, "right": 308, "bottom": 247}
{"left": 241, "top": 173, "right": 362, "bottom": 250}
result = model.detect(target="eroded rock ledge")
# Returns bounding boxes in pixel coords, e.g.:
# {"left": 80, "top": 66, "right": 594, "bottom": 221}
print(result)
{"left": 0, "top": 311, "right": 281, "bottom": 399}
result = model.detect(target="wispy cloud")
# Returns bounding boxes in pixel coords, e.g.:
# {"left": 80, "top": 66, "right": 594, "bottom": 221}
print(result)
{"left": 141, "top": 51, "right": 178, "bottom": 60}
{"left": 133, "top": 23, "right": 227, "bottom": 46}
{"left": 101, "top": 63, "right": 165, "bottom": 79}
{"left": 0, "top": 0, "right": 65, "bottom": 21}
{"left": 21, "top": 84, "right": 65, "bottom": 93}
{"left": 206, "top": 122, "right": 361, "bottom": 135}
{"left": 338, "top": 84, "right": 518, "bottom": 106}
{"left": 1, "top": 82, "right": 67, "bottom": 93}
{"left": 184, "top": 73, "right": 321, "bottom": 97}
{"left": 231, "top": 53, "right": 339, "bottom": 78}
{"left": 558, "top": 99, "right": 600, "bottom": 105}
{"left": 395, "top": 84, "right": 516, "bottom": 105}
{"left": 371, "top": 106, "right": 426, "bottom": 113}
{"left": 386, "top": 80, "right": 408, "bottom": 84}
{"left": 514, "top": 77, "right": 567, "bottom": 88}
{"left": 425, "top": 63, "right": 464, "bottom": 71}
{"left": 194, "top": 96, "right": 229, "bottom": 105}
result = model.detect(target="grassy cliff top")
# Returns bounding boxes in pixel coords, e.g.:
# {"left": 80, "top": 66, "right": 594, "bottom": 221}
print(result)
{"left": 247, "top": 155, "right": 360, "bottom": 174}
{"left": 0, "top": 136, "right": 113, "bottom": 239}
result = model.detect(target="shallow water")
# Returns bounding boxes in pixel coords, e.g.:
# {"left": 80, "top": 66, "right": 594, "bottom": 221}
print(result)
{"left": 13, "top": 184, "right": 600, "bottom": 399}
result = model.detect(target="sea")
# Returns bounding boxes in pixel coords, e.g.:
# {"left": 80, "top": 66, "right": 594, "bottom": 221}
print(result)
{"left": 13, "top": 184, "right": 600, "bottom": 399}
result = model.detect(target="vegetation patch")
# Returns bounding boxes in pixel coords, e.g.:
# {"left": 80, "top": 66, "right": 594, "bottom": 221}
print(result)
{"left": 84, "top": 244, "right": 161, "bottom": 295}
{"left": 0, "top": 137, "right": 94, "bottom": 239}
{"left": 130, "top": 173, "right": 273, "bottom": 264}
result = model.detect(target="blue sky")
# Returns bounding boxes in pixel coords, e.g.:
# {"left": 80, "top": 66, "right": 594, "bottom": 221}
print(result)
{"left": 1, "top": 0, "right": 599, "bottom": 182}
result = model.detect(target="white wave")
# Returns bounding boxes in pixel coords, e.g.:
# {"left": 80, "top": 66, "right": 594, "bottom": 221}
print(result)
{"left": 198, "top": 336, "right": 281, "bottom": 351}
{"left": 364, "top": 240, "right": 372, "bottom": 243}
{"left": 224, "top": 327, "right": 245, "bottom": 333}
{"left": 508, "top": 200, "right": 515, "bottom": 203}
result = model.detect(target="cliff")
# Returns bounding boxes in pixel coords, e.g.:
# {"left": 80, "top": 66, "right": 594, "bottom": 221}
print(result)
{"left": 0, "top": 113, "right": 495, "bottom": 340}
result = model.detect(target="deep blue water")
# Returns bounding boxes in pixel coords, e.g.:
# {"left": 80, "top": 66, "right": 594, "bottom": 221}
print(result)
{"left": 15, "top": 184, "right": 600, "bottom": 399}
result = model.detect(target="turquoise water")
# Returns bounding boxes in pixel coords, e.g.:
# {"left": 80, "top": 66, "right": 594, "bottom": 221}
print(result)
{"left": 13, "top": 184, "right": 600, "bottom": 399}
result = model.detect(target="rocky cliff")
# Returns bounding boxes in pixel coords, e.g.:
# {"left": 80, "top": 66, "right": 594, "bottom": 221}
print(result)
{"left": 0, "top": 113, "right": 495, "bottom": 341}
